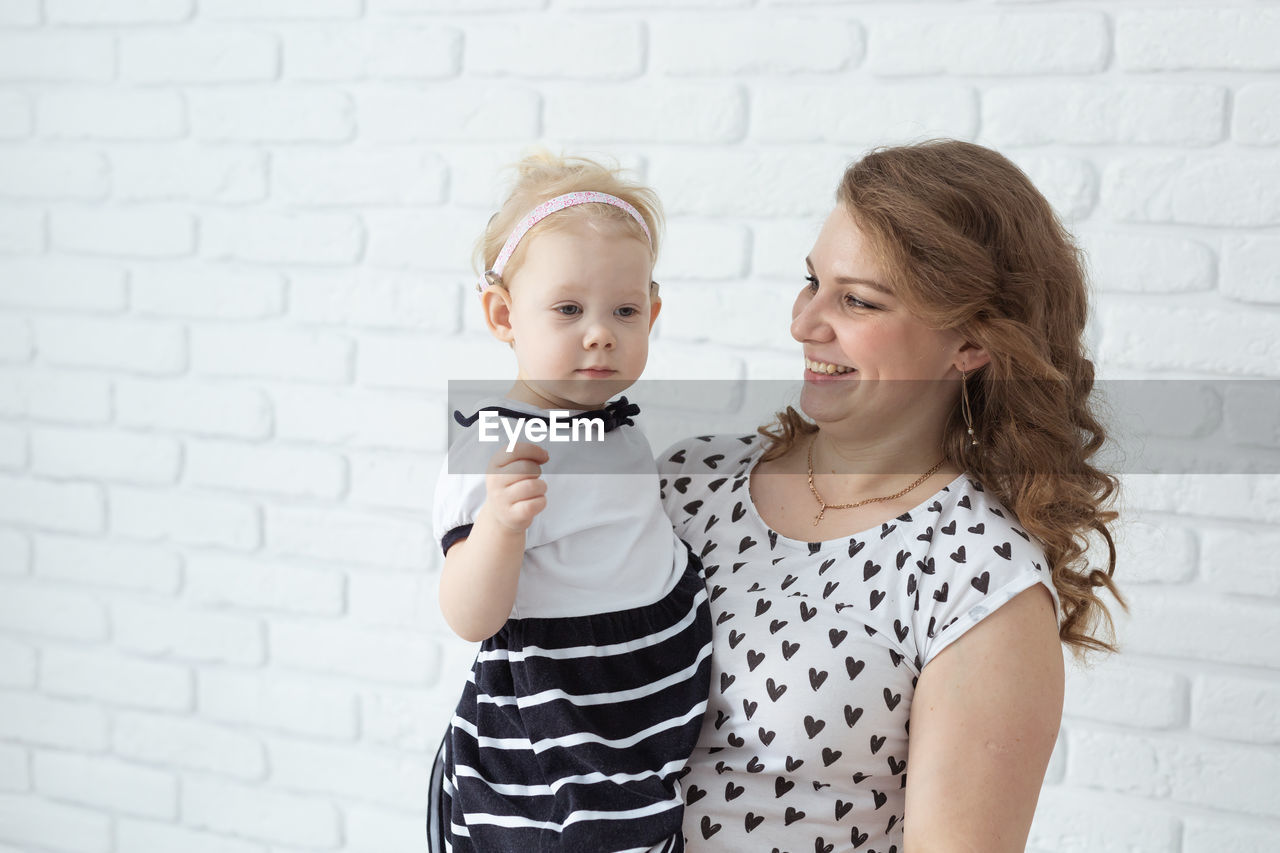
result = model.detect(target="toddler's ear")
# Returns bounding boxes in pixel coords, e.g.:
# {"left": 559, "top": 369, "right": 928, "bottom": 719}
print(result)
{"left": 482, "top": 287, "right": 515, "bottom": 343}
{"left": 648, "top": 293, "right": 662, "bottom": 332}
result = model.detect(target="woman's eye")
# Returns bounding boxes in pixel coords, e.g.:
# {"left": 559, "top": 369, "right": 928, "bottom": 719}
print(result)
{"left": 844, "top": 294, "right": 876, "bottom": 310}
{"left": 805, "top": 274, "right": 819, "bottom": 292}
{"left": 555, "top": 305, "right": 581, "bottom": 316}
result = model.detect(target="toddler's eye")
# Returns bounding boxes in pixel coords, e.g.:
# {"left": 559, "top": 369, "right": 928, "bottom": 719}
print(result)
{"left": 615, "top": 306, "right": 639, "bottom": 318}
{"left": 555, "top": 304, "right": 581, "bottom": 316}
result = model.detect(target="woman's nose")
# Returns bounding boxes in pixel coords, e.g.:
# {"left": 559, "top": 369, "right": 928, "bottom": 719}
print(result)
{"left": 790, "top": 290, "right": 831, "bottom": 343}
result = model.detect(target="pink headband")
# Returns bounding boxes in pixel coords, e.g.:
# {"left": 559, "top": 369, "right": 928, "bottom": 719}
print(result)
{"left": 479, "top": 191, "right": 653, "bottom": 293}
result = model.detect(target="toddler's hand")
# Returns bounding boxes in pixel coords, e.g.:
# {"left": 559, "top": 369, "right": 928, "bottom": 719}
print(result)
{"left": 484, "top": 442, "right": 550, "bottom": 533}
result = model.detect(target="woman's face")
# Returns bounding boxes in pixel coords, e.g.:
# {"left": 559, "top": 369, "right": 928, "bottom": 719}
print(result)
{"left": 792, "top": 205, "right": 973, "bottom": 431}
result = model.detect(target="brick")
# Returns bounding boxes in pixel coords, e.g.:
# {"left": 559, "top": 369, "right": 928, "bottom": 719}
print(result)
{"left": 371, "top": 0, "right": 545, "bottom": 11}
{"left": 190, "top": 90, "right": 353, "bottom": 142}
{"left": 1200, "top": 527, "right": 1280, "bottom": 598}
{"left": 202, "top": 0, "right": 359, "bottom": 18}
{"left": 272, "top": 148, "right": 447, "bottom": 205}
{"left": 122, "top": 31, "right": 277, "bottom": 83}
{"left": 348, "top": 570, "right": 447, "bottom": 631}
{"left": 349, "top": 450, "right": 440, "bottom": 515}
{"left": 1121, "top": 473, "right": 1280, "bottom": 525}
{"left": 285, "top": 24, "right": 458, "bottom": 79}
{"left": 0, "top": 92, "right": 29, "bottom": 138}
{"left": 186, "top": 439, "right": 345, "bottom": 499}
{"left": 1098, "top": 300, "right": 1280, "bottom": 378}
{"left": 655, "top": 16, "right": 858, "bottom": 75}
{"left": 1028, "top": 787, "right": 1181, "bottom": 853}
{"left": 1103, "top": 155, "right": 1280, "bottom": 227}
{"left": 33, "top": 750, "right": 177, "bottom": 818}
{"left": 0, "top": 792, "right": 110, "bottom": 853}
{"left": 267, "top": 505, "right": 432, "bottom": 570}
{"left": 202, "top": 210, "right": 363, "bottom": 264}
{"left": 269, "top": 615, "right": 441, "bottom": 683}
{"left": 0, "top": 637, "right": 35, "bottom": 687}
{"left": 471, "top": 19, "right": 642, "bottom": 78}
{"left": 113, "top": 146, "right": 267, "bottom": 203}
{"left": 653, "top": 221, "right": 748, "bottom": 282}
{"left": 358, "top": 332, "right": 511, "bottom": 392}
{"left": 41, "top": 647, "right": 191, "bottom": 712}
{"left": 270, "top": 737, "right": 427, "bottom": 808}
{"left": 1184, "top": 818, "right": 1280, "bottom": 853}
{"left": 870, "top": 12, "right": 1108, "bottom": 75}
{"left": 32, "top": 426, "right": 181, "bottom": 484}
{"left": 660, "top": 281, "right": 798, "bottom": 350}
{"left": 199, "top": 669, "right": 357, "bottom": 738}
{"left": 112, "top": 597, "right": 264, "bottom": 665}
{"left": 1080, "top": 232, "right": 1214, "bottom": 294}
{"left": 186, "top": 553, "right": 343, "bottom": 615}
{"left": 115, "top": 711, "right": 264, "bottom": 778}
{"left": 38, "top": 90, "right": 185, "bottom": 139}
{"left": 1064, "top": 659, "right": 1187, "bottom": 729}
{"left": 0, "top": 581, "right": 107, "bottom": 641}
{"left": 1222, "top": 235, "right": 1280, "bottom": 305}
{"left": 131, "top": 264, "right": 282, "bottom": 318}
{"left": 1067, "top": 728, "right": 1280, "bottom": 818}
{"left": 1191, "top": 673, "right": 1280, "bottom": 745}
{"left": 0, "top": 259, "right": 126, "bottom": 311}
{"left": 1117, "top": 9, "right": 1280, "bottom": 71}
{"left": 346, "top": 804, "right": 431, "bottom": 852}
{"left": 34, "top": 535, "right": 180, "bottom": 593}
{"left": 753, "top": 83, "right": 975, "bottom": 144}
{"left": 365, "top": 209, "right": 484, "bottom": 271}
{"left": 0, "top": 529, "right": 29, "bottom": 577}
{"left": 0, "top": 690, "right": 109, "bottom": 750}
{"left": 190, "top": 325, "right": 351, "bottom": 383}
{"left": 0, "top": 743, "right": 26, "bottom": 791}
{"left": 34, "top": 315, "right": 185, "bottom": 374}
{"left": 111, "top": 485, "right": 260, "bottom": 549}
{"left": 289, "top": 271, "right": 460, "bottom": 333}
{"left": 117, "top": 819, "right": 267, "bottom": 853}
{"left": 0, "top": 475, "right": 103, "bottom": 534}
{"left": 1121, "top": 589, "right": 1280, "bottom": 668}
{"left": 0, "top": 423, "right": 25, "bottom": 469}
{"left": 1224, "top": 383, "right": 1280, "bottom": 449}
{"left": 363, "top": 685, "right": 452, "bottom": 751}
{"left": 546, "top": 84, "right": 746, "bottom": 143}
{"left": 273, "top": 386, "right": 447, "bottom": 451}
{"left": 443, "top": 142, "right": 556, "bottom": 209}
{"left": 0, "top": 209, "right": 42, "bottom": 253}
{"left": 750, "top": 218, "right": 824, "bottom": 279}
{"left": 0, "top": 368, "right": 111, "bottom": 423}
{"left": 183, "top": 776, "right": 339, "bottom": 845}
{"left": 1235, "top": 84, "right": 1280, "bottom": 146}
{"left": 0, "top": 0, "right": 40, "bottom": 25}
{"left": 1008, "top": 155, "right": 1096, "bottom": 221}
{"left": 566, "top": 0, "right": 746, "bottom": 6}
{"left": 0, "top": 34, "right": 114, "bottom": 81}
{"left": 116, "top": 377, "right": 270, "bottom": 439}
{"left": 984, "top": 83, "right": 1225, "bottom": 146}
{"left": 0, "top": 149, "right": 107, "bottom": 200}
{"left": 52, "top": 208, "right": 195, "bottom": 258}
{"left": 48, "top": 0, "right": 192, "bottom": 22}
{"left": 0, "top": 317, "right": 29, "bottom": 362}
{"left": 1111, "top": 518, "right": 1196, "bottom": 584}
{"left": 358, "top": 86, "right": 539, "bottom": 142}
{"left": 648, "top": 148, "right": 850, "bottom": 217}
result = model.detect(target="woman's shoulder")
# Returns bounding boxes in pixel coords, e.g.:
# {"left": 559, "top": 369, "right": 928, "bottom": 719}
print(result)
{"left": 656, "top": 432, "right": 762, "bottom": 477}
{"left": 928, "top": 475, "right": 1047, "bottom": 564}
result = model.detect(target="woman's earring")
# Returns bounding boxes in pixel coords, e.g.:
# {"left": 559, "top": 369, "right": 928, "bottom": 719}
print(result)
{"left": 960, "top": 367, "right": 978, "bottom": 447}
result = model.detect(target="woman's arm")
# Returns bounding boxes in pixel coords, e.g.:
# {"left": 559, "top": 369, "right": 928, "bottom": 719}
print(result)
{"left": 903, "top": 584, "right": 1064, "bottom": 853}
{"left": 438, "top": 442, "right": 549, "bottom": 642}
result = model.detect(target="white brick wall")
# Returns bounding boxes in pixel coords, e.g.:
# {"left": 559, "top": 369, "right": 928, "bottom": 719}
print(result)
{"left": 1, "top": 2, "right": 1278, "bottom": 851}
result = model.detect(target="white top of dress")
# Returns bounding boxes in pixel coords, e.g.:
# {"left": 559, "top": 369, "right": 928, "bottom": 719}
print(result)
{"left": 432, "top": 397, "right": 683, "bottom": 619}
{"left": 658, "top": 433, "right": 1060, "bottom": 852}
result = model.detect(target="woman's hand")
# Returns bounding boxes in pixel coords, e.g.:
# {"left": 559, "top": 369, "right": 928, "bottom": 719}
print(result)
{"left": 484, "top": 442, "right": 550, "bottom": 533}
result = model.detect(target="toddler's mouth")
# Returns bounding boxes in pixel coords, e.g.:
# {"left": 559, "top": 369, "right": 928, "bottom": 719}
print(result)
{"left": 575, "top": 367, "right": 618, "bottom": 378}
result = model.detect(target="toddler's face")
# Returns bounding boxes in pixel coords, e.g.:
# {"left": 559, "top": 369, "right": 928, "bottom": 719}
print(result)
{"left": 501, "top": 220, "right": 658, "bottom": 410}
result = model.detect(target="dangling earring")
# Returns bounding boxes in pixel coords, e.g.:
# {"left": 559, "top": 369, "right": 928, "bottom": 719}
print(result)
{"left": 960, "top": 367, "right": 978, "bottom": 447}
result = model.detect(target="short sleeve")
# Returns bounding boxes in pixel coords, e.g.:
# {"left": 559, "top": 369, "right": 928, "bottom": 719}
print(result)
{"left": 912, "top": 497, "right": 1060, "bottom": 669}
{"left": 431, "top": 446, "right": 488, "bottom": 557}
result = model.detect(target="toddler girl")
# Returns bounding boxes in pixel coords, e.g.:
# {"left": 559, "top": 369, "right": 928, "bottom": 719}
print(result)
{"left": 432, "top": 152, "right": 712, "bottom": 853}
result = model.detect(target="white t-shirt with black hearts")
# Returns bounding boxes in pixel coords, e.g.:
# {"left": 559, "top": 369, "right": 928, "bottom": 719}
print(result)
{"left": 658, "top": 434, "right": 1060, "bottom": 853}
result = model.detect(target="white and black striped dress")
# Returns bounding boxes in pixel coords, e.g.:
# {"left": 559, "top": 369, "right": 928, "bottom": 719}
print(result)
{"left": 433, "top": 399, "right": 713, "bottom": 853}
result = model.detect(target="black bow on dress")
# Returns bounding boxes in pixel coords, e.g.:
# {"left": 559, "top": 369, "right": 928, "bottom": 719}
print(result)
{"left": 452, "top": 396, "right": 641, "bottom": 433}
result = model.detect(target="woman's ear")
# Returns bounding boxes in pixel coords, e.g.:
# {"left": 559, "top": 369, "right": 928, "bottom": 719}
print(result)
{"left": 955, "top": 341, "right": 990, "bottom": 373}
{"left": 481, "top": 287, "right": 515, "bottom": 344}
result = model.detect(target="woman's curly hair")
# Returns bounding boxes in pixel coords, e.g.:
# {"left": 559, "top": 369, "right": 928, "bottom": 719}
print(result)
{"left": 761, "top": 139, "right": 1125, "bottom": 658}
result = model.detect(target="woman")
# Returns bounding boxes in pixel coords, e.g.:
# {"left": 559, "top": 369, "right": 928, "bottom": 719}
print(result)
{"left": 659, "top": 140, "right": 1124, "bottom": 852}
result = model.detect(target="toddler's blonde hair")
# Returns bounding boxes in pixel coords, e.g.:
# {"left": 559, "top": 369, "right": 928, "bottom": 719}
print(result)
{"left": 474, "top": 150, "right": 664, "bottom": 292}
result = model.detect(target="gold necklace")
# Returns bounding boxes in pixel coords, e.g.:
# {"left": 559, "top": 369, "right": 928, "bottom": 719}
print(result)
{"left": 806, "top": 436, "right": 947, "bottom": 526}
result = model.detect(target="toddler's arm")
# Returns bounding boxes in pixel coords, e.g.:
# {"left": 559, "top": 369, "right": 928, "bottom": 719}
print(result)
{"left": 439, "top": 441, "right": 550, "bottom": 642}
